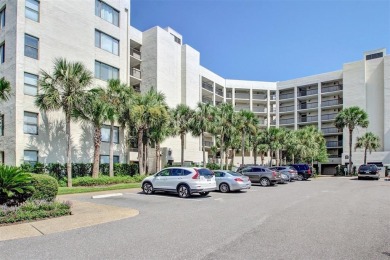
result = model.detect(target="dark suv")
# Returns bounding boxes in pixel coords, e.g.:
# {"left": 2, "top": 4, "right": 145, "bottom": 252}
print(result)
{"left": 358, "top": 164, "right": 380, "bottom": 180}
{"left": 290, "top": 164, "right": 312, "bottom": 180}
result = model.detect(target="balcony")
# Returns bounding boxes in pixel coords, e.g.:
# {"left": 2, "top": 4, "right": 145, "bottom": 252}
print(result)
{"left": 299, "top": 102, "right": 318, "bottom": 110}
{"left": 235, "top": 105, "right": 250, "bottom": 111}
{"left": 253, "top": 107, "right": 267, "bottom": 113}
{"left": 279, "top": 105, "right": 294, "bottom": 113}
{"left": 322, "top": 85, "right": 343, "bottom": 94}
{"left": 270, "top": 120, "right": 276, "bottom": 125}
{"left": 215, "top": 89, "right": 223, "bottom": 97}
{"left": 270, "top": 94, "right": 276, "bottom": 100}
{"left": 253, "top": 94, "right": 267, "bottom": 100}
{"left": 322, "top": 127, "right": 342, "bottom": 134}
{"left": 270, "top": 108, "right": 276, "bottom": 113}
{"left": 130, "top": 48, "right": 142, "bottom": 67}
{"left": 328, "top": 154, "right": 341, "bottom": 158}
{"left": 321, "top": 113, "right": 338, "bottom": 121}
{"left": 235, "top": 93, "right": 250, "bottom": 99}
{"left": 132, "top": 85, "right": 141, "bottom": 93}
{"left": 298, "top": 89, "right": 318, "bottom": 97}
{"left": 226, "top": 93, "right": 232, "bottom": 98}
{"left": 202, "top": 96, "right": 213, "bottom": 105}
{"left": 130, "top": 68, "right": 141, "bottom": 85}
{"left": 299, "top": 115, "right": 318, "bottom": 123}
{"left": 279, "top": 93, "right": 294, "bottom": 100}
{"left": 321, "top": 99, "right": 343, "bottom": 108}
{"left": 326, "top": 140, "right": 343, "bottom": 148}
{"left": 202, "top": 82, "right": 213, "bottom": 92}
{"left": 280, "top": 118, "right": 294, "bottom": 125}
{"left": 203, "top": 140, "right": 214, "bottom": 147}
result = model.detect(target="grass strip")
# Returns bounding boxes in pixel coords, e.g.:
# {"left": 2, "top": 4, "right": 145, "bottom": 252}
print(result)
{"left": 58, "top": 183, "right": 141, "bottom": 195}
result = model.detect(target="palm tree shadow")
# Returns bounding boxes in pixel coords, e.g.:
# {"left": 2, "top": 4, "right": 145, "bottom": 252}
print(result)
{"left": 77, "top": 123, "right": 94, "bottom": 162}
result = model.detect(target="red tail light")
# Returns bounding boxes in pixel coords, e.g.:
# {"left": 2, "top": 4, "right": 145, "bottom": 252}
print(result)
{"left": 272, "top": 171, "right": 277, "bottom": 177}
{"left": 308, "top": 169, "right": 311, "bottom": 174}
{"left": 234, "top": 178, "right": 243, "bottom": 182}
{"left": 289, "top": 170, "right": 294, "bottom": 173}
{"left": 192, "top": 168, "right": 200, "bottom": 179}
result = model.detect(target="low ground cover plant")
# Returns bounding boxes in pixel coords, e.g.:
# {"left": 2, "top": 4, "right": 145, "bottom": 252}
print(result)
{"left": 65, "top": 175, "right": 146, "bottom": 187}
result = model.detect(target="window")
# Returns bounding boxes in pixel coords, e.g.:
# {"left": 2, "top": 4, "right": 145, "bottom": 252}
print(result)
{"left": 101, "top": 125, "right": 119, "bottom": 143}
{"left": 25, "top": 0, "right": 39, "bottom": 22}
{"left": 0, "top": 43, "right": 4, "bottom": 63}
{"left": 24, "top": 112, "right": 38, "bottom": 134}
{"left": 24, "top": 72, "right": 38, "bottom": 96}
{"left": 100, "top": 155, "right": 119, "bottom": 164}
{"left": 95, "top": 61, "right": 119, "bottom": 81}
{"left": 95, "top": 0, "right": 119, "bottom": 26}
{"left": 170, "top": 168, "right": 182, "bottom": 176}
{"left": 0, "top": 115, "right": 3, "bottom": 136}
{"left": 366, "top": 52, "right": 383, "bottom": 60}
{"left": 24, "top": 150, "right": 38, "bottom": 165}
{"left": 156, "top": 169, "right": 170, "bottom": 177}
{"left": 0, "top": 7, "right": 5, "bottom": 29}
{"left": 171, "top": 33, "right": 181, "bottom": 44}
{"left": 25, "top": 34, "right": 39, "bottom": 59}
{"left": 95, "top": 30, "right": 119, "bottom": 55}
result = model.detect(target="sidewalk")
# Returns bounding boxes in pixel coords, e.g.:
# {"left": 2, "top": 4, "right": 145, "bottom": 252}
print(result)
{"left": 0, "top": 189, "right": 140, "bottom": 242}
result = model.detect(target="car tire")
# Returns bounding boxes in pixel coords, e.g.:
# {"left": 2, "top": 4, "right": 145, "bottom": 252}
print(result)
{"left": 177, "top": 184, "right": 191, "bottom": 198}
{"left": 358, "top": 177, "right": 361, "bottom": 180}
{"left": 219, "top": 183, "right": 230, "bottom": 193}
{"left": 260, "top": 178, "right": 270, "bottom": 187}
{"left": 199, "top": 192, "right": 209, "bottom": 196}
{"left": 297, "top": 174, "right": 304, "bottom": 181}
{"left": 142, "top": 182, "right": 154, "bottom": 194}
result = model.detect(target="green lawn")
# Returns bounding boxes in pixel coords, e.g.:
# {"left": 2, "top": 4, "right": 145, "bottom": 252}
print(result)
{"left": 58, "top": 183, "right": 141, "bottom": 195}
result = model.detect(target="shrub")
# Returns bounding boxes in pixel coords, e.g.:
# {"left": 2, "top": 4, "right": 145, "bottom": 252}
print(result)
{"left": 100, "top": 163, "right": 139, "bottom": 176}
{"left": 72, "top": 175, "right": 146, "bottom": 186}
{"left": 28, "top": 174, "right": 59, "bottom": 201}
{"left": 0, "top": 200, "right": 71, "bottom": 225}
{"left": 0, "top": 165, "right": 35, "bottom": 205}
{"left": 72, "top": 163, "right": 93, "bottom": 178}
{"left": 206, "top": 163, "right": 220, "bottom": 170}
{"left": 46, "top": 163, "right": 66, "bottom": 180}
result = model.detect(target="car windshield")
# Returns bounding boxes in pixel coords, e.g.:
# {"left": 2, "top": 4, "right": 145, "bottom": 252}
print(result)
{"left": 360, "top": 165, "right": 377, "bottom": 171}
{"left": 197, "top": 168, "right": 214, "bottom": 176}
{"left": 292, "top": 165, "right": 309, "bottom": 170}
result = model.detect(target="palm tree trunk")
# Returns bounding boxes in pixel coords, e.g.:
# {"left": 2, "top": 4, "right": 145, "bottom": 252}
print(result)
{"left": 269, "top": 150, "right": 273, "bottom": 166}
{"left": 225, "top": 149, "right": 229, "bottom": 170}
{"left": 145, "top": 144, "right": 149, "bottom": 174}
{"left": 109, "top": 120, "right": 115, "bottom": 177}
{"left": 230, "top": 149, "right": 235, "bottom": 168}
{"left": 155, "top": 143, "right": 160, "bottom": 172}
{"left": 66, "top": 112, "right": 72, "bottom": 187}
{"left": 261, "top": 153, "right": 264, "bottom": 166}
{"left": 364, "top": 147, "right": 367, "bottom": 165}
{"left": 137, "top": 129, "right": 144, "bottom": 175}
{"left": 202, "top": 132, "right": 206, "bottom": 167}
{"left": 220, "top": 136, "right": 224, "bottom": 170}
{"left": 276, "top": 149, "right": 280, "bottom": 166}
{"left": 292, "top": 154, "right": 295, "bottom": 164}
{"left": 181, "top": 133, "right": 185, "bottom": 166}
{"left": 241, "top": 132, "right": 245, "bottom": 166}
{"left": 253, "top": 148, "right": 257, "bottom": 165}
{"left": 92, "top": 127, "right": 101, "bottom": 178}
{"left": 349, "top": 128, "right": 353, "bottom": 175}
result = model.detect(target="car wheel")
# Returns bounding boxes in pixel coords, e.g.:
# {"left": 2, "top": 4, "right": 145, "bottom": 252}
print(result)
{"left": 219, "top": 183, "right": 230, "bottom": 193}
{"left": 199, "top": 192, "right": 209, "bottom": 196}
{"left": 260, "top": 178, "right": 270, "bottom": 187}
{"left": 177, "top": 184, "right": 190, "bottom": 198}
{"left": 142, "top": 182, "right": 154, "bottom": 194}
{"left": 297, "top": 174, "right": 304, "bottom": 181}
{"left": 358, "top": 177, "right": 361, "bottom": 180}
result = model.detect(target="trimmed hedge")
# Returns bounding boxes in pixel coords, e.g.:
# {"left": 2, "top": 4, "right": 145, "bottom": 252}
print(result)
{"left": 71, "top": 175, "right": 146, "bottom": 187}
{"left": 28, "top": 174, "right": 58, "bottom": 201}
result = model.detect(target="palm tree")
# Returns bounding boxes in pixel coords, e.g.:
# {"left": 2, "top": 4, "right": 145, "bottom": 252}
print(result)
{"left": 284, "top": 130, "right": 299, "bottom": 164}
{"left": 209, "top": 145, "right": 218, "bottom": 164}
{"left": 251, "top": 129, "right": 267, "bottom": 165}
{"left": 214, "top": 103, "right": 234, "bottom": 169}
{"left": 124, "top": 89, "right": 167, "bottom": 175}
{"left": 264, "top": 127, "right": 284, "bottom": 166}
{"left": 149, "top": 106, "right": 170, "bottom": 172}
{"left": 171, "top": 104, "right": 194, "bottom": 166}
{"left": 0, "top": 77, "right": 11, "bottom": 102}
{"left": 73, "top": 89, "right": 109, "bottom": 178}
{"left": 36, "top": 58, "right": 93, "bottom": 187}
{"left": 295, "top": 126, "right": 327, "bottom": 168}
{"left": 236, "top": 110, "right": 258, "bottom": 165}
{"left": 102, "top": 79, "right": 132, "bottom": 177}
{"left": 354, "top": 132, "right": 380, "bottom": 165}
{"left": 190, "top": 103, "right": 214, "bottom": 167}
{"left": 335, "top": 106, "right": 369, "bottom": 174}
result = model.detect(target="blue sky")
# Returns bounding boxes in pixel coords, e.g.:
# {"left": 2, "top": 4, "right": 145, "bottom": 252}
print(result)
{"left": 131, "top": 0, "right": 390, "bottom": 82}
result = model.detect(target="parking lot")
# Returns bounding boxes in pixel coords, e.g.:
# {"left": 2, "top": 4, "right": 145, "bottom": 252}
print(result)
{"left": 1, "top": 177, "right": 390, "bottom": 260}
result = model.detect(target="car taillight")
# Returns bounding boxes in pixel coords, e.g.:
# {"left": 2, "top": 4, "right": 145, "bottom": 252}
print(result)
{"left": 289, "top": 170, "right": 294, "bottom": 173}
{"left": 272, "top": 171, "right": 277, "bottom": 177}
{"left": 308, "top": 169, "right": 311, "bottom": 174}
{"left": 234, "top": 178, "right": 243, "bottom": 182}
{"left": 192, "top": 168, "right": 200, "bottom": 179}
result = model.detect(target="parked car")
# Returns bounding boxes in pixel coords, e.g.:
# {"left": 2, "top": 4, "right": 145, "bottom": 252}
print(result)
{"left": 269, "top": 166, "right": 298, "bottom": 182}
{"left": 213, "top": 170, "right": 251, "bottom": 192}
{"left": 237, "top": 166, "right": 281, "bottom": 187}
{"left": 358, "top": 164, "right": 380, "bottom": 180}
{"left": 279, "top": 173, "right": 289, "bottom": 184}
{"left": 290, "top": 164, "right": 312, "bottom": 180}
{"left": 141, "top": 167, "right": 216, "bottom": 198}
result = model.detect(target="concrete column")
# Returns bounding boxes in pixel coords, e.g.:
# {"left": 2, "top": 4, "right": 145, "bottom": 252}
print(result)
{"left": 267, "top": 90, "right": 271, "bottom": 128}
{"left": 317, "top": 82, "right": 321, "bottom": 129}
{"left": 294, "top": 86, "right": 298, "bottom": 130}
{"left": 276, "top": 89, "right": 279, "bottom": 127}
{"left": 249, "top": 89, "right": 253, "bottom": 111}
{"left": 213, "top": 82, "right": 216, "bottom": 106}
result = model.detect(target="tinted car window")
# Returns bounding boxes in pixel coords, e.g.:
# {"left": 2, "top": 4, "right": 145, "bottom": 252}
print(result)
{"left": 252, "top": 167, "right": 264, "bottom": 172}
{"left": 157, "top": 169, "right": 170, "bottom": 176}
{"left": 214, "top": 172, "right": 223, "bottom": 177}
{"left": 359, "top": 165, "right": 377, "bottom": 171}
{"left": 291, "top": 164, "right": 309, "bottom": 170}
{"left": 198, "top": 168, "right": 214, "bottom": 176}
{"left": 240, "top": 167, "right": 252, "bottom": 173}
{"left": 226, "top": 171, "right": 242, "bottom": 177}
{"left": 182, "top": 170, "right": 192, "bottom": 176}
{"left": 170, "top": 168, "right": 182, "bottom": 176}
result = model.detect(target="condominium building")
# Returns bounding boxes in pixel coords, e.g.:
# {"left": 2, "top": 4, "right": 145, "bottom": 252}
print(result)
{"left": 1, "top": 0, "right": 389, "bottom": 174}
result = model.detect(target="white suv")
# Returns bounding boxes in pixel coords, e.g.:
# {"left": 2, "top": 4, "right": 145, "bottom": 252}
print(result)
{"left": 142, "top": 167, "right": 216, "bottom": 198}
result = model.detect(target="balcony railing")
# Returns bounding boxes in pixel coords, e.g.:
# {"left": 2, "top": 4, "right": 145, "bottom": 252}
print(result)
{"left": 202, "top": 96, "right": 213, "bottom": 104}
{"left": 322, "top": 127, "right": 342, "bottom": 134}
{"left": 258, "top": 120, "right": 267, "bottom": 126}
{"left": 326, "top": 140, "right": 343, "bottom": 147}
{"left": 270, "top": 94, "right": 276, "bottom": 100}
{"left": 280, "top": 118, "right": 294, "bottom": 125}
{"left": 299, "top": 115, "right": 318, "bottom": 123}
{"left": 130, "top": 48, "right": 141, "bottom": 59}
{"left": 235, "top": 105, "right": 250, "bottom": 111}
{"left": 270, "top": 108, "right": 276, "bottom": 113}
{"left": 321, "top": 99, "right": 343, "bottom": 107}
{"left": 298, "top": 89, "right": 318, "bottom": 97}
{"left": 130, "top": 68, "right": 141, "bottom": 79}
{"left": 321, "top": 85, "right": 343, "bottom": 94}
{"left": 299, "top": 102, "right": 318, "bottom": 110}
{"left": 202, "top": 82, "right": 213, "bottom": 92}
{"left": 235, "top": 93, "right": 250, "bottom": 99}
{"left": 133, "top": 85, "right": 141, "bottom": 93}
{"left": 279, "top": 105, "right": 294, "bottom": 112}
{"left": 321, "top": 113, "right": 338, "bottom": 121}
{"left": 328, "top": 154, "right": 341, "bottom": 158}
{"left": 279, "top": 93, "right": 294, "bottom": 100}
{"left": 270, "top": 120, "right": 276, "bottom": 125}
{"left": 253, "top": 94, "right": 267, "bottom": 100}
{"left": 253, "top": 107, "right": 267, "bottom": 113}
{"left": 226, "top": 93, "right": 232, "bottom": 98}
{"left": 216, "top": 89, "right": 224, "bottom": 97}
{"left": 203, "top": 141, "right": 214, "bottom": 147}
{"left": 215, "top": 101, "right": 223, "bottom": 106}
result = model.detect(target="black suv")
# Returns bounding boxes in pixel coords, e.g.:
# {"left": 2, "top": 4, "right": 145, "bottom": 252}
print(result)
{"left": 289, "top": 164, "right": 312, "bottom": 180}
{"left": 358, "top": 164, "right": 380, "bottom": 180}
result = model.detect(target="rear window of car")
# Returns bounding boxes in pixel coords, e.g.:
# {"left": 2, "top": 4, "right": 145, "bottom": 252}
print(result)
{"left": 359, "top": 165, "right": 377, "bottom": 171}
{"left": 197, "top": 168, "right": 214, "bottom": 176}
{"left": 292, "top": 164, "right": 309, "bottom": 170}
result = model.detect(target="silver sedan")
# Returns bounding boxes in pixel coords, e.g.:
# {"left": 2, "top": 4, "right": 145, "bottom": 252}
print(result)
{"left": 213, "top": 170, "right": 251, "bottom": 193}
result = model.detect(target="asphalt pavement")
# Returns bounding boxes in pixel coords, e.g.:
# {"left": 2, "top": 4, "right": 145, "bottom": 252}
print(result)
{"left": 0, "top": 177, "right": 389, "bottom": 260}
